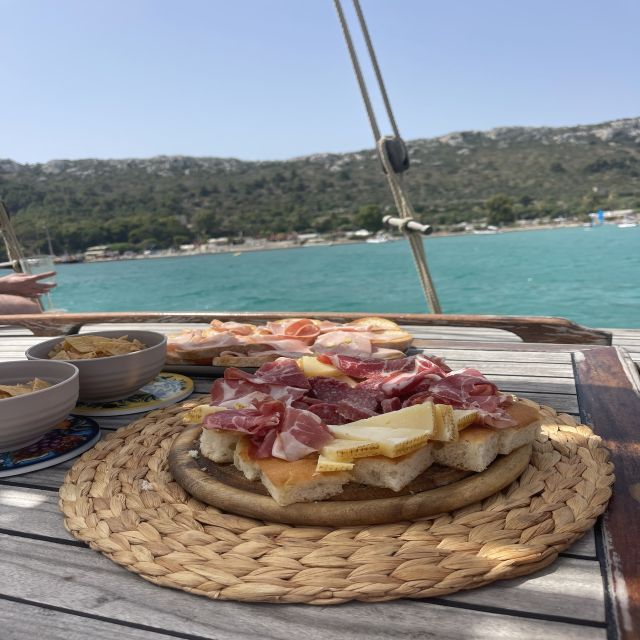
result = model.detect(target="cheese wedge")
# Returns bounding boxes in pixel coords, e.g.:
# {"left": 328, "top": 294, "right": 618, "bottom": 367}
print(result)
{"left": 296, "top": 356, "right": 357, "bottom": 387}
{"left": 329, "top": 402, "right": 436, "bottom": 434}
{"left": 182, "top": 404, "right": 226, "bottom": 424}
{"left": 432, "top": 404, "right": 458, "bottom": 442}
{"left": 328, "top": 424, "right": 430, "bottom": 458}
{"left": 321, "top": 437, "right": 381, "bottom": 462}
{"left": 453, "top": 409, "right": 479, "bottom": 431}
{"left": 316, "top": 455, "right": 355, "bottom": 473}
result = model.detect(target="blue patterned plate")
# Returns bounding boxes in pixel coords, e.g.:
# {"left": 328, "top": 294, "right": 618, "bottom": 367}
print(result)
{"left": 0, "top": 415, "right": 100, "bottom": 478}
{"left": 72, "top": 372, "right": 194, "bottom": 417}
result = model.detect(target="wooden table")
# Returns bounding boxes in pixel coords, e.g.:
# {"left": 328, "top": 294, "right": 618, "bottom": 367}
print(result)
{"left": 1, "top": 326, "right": 638, "bottom": 640}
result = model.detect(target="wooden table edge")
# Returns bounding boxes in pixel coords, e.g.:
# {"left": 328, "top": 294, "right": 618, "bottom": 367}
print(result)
{"left": 573, "top": 346, "right": 640, "bottom": 640}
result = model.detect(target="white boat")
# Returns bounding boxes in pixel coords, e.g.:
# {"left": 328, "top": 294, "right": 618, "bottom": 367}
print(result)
{"left": 617, "top": 220, "right": 637, "bottom": 229}
{"left": 366, "top": 233, "right": 391, "bottom": 244}
{"left": 366, "top": 237, "right": 389, "bottom": 244}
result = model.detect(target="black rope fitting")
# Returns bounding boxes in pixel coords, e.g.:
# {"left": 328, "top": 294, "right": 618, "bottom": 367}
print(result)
{"left": 378, "top": 136, "right": 410, "bottom": 174}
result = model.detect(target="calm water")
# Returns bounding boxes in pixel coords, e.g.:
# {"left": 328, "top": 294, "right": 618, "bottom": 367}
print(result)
{"left": 50, "top": 226, "right": 640, "bottom": 328}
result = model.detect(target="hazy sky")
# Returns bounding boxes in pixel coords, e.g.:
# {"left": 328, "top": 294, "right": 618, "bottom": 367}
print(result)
{"left": 2, "top": 0, "right": 638, "bottom": 164}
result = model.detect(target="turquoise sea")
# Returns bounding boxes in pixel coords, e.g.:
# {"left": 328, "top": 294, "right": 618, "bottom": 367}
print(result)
{"left": 51, "top": 226, "right": 640, "bottom": 328}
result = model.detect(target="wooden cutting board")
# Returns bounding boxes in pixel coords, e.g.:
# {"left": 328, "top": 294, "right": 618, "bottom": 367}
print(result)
{"left": 169, "top": 426, "right": 532, "bottom": 526}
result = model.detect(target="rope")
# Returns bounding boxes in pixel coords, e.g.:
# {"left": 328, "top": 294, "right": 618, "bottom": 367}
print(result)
{"left": 333, "top": 0, "right": 442, "bottom": 313}
{"left": 0, "top": 199, "right": 45, "bottom": 311}
{"left": 0, "top": 200, "right": 25, "bottom": 267}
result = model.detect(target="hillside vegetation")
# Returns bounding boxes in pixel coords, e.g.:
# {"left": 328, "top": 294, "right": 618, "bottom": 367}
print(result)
{"left": 1, "top": 117, "right": 639, "bottom": 256}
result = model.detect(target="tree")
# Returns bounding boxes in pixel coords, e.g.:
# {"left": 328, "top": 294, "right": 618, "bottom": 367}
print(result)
{"left": 353, "top": 204, "right": 384, "bottom": 231}
{"left": 485, "top": 194, "right": 515, "bottom": 226}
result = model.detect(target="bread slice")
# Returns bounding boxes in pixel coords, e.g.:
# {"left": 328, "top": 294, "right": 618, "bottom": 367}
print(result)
{"left": 433, "top": 427, "right": 499, "bottom": 472}
{"left": 346, "top": 317, "right": 413, "bottom": 351}
{"left": 200, "top": 428, "right": 243, "bottom": 463}
{"left": 234, "top": 438, "right": 350, "bottom": 506}
{"left": 496, "top": 421, "right": 540, "bottom": 455}
{"left": 211, "top": 354, "right": 278, "bottom": 368}
{"left": 233, "top": 438, "right": 261, "bottom": 480}
{"left": 496, "top": 401, "right": 541, "bottom": 455}
{"left": 351, "top": 443, "right": 434, "bottom": 491}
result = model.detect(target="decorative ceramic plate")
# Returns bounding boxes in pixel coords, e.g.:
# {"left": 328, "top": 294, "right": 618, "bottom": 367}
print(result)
{"left": 72, "top": 372, "right": 194, "bottom": 417}
{"left": 0, "top": 416, "right": 100, "bottom": 478}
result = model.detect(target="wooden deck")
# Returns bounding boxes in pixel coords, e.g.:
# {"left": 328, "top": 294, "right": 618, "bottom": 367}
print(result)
{"left": 1, "top": 322, "right": 638, "bottom": 640}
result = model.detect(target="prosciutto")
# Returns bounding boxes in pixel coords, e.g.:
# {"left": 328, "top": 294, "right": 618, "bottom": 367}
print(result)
{"left": 316, "top": 354, "right": 513, "bottom": 427}
{"left": 310, "top": 331, "right": 374, "bottom": 356}
{"left": 203, "top": 399, "right": 283, "bottom": 437}
{"left": 204, "top": 398, "right": 333, "bottom": 461}
{"left": 168, "top": 317, "right": 413, "bottom": 364}
{"left": 204, "top": 353, "right": 516, "bottom": 461}
{"left": 270, "top": 407, "right": 334, "bottom": 460}
{"left": 265, "top": 318, "right": 322, "bottom": 343}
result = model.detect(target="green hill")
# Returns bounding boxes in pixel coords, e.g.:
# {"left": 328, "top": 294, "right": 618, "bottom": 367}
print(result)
{"left": 1, "top": 117, "right": 639, "bottom": 256}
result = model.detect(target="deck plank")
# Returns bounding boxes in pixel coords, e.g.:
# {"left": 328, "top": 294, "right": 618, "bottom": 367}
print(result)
{"left": 0, "top": 534, "right": 606, "bottom": 635}
{"left": 0, "top": 599, "right": 177, "bottom": 640}
{"left": 1, "top": 325, "right": 629, "bottom": 638}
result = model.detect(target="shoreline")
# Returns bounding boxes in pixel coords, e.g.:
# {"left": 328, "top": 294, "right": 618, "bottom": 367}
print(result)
{"left": 68, "top": 222, "right": 603, "bottom": 264}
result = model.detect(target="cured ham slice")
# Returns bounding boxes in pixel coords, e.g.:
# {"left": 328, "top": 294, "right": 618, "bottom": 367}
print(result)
{"left": 317, "top": 354, "right": 416, "bottom": 377}
{"left": 203, "top": 399, "right": 283, "bottom": 437}
{"left": 208, "top": 320, "right": 263, "bottom": 336}
{"left": 254, "top": 358, "right": 311, "bottom": 389}
{"left": 310, "top": 331, "right": 373, "bottom": 356}
{"left": 309, "top": 377, "right": 378, "bottom": 411}
{"left": 271, "top": 407, "right": 334, "bottom": 461}
{"left": 265, "top": 318, "right": 322, "bottom": 343}
{"left": 210, "top": 361, "right": 309, "bottom": 405}
{"left": 204, "top": 398, "right": 333, "bottom": 461}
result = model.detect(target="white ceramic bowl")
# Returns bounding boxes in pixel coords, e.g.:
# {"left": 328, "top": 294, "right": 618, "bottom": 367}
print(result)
{"left": 25, "top": 330, "right": 167, "bottom": 403}
{"left": 0, "top": 360, "right": 79, "bottom": 452}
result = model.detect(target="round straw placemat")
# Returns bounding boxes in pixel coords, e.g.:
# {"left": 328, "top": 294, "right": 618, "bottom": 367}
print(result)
{"left": 59, "top": 399, "right": 614, "bottom": 605}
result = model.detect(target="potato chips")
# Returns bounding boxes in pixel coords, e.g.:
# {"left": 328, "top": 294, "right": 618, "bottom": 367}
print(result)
{"left": 48, "top": 335, "right": 145, "bottom": 360}
{"left": 0, "top": 378, "right": 52, "bottom": 399}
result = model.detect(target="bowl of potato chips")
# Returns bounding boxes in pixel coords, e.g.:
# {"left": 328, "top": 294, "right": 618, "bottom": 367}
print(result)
{"left": 0, "top": 360, "right": 79, "bottom": 451}
{"left": 25, "top": 330, "right": 167, "bottom": 402}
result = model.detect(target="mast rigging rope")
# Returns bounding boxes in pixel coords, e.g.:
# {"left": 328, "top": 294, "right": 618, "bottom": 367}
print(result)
{"left": 333, "top": 0, "right": 442, "bottom": 313}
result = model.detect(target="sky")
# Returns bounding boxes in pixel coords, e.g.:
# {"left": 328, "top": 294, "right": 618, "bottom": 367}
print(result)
{"left": 2, "top": 0, "right": 639, "bottom": 164}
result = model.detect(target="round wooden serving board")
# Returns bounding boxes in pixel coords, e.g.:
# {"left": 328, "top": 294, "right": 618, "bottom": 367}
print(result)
{"left": 169, "top": 426, "right": 532, "bottom": 526}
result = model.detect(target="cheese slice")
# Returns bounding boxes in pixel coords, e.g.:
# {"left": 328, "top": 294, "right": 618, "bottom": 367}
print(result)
{"left": 329, "top": 402, "right": 436, "bottom": 434}
{"left": 328, "top": 424, "right": 430, "bottom": 458}
{"left": 297, "top": 356, "right": 357, "bottom": 387}
{"left": 316, "top": 455, "right": 355, "bottom": 473}
{"left": 182, "top": 404, "right": 226, "bottom": 424}
{"left": 432, "top": 404, "right": 458, "bottom": 442}
{"left": 453, "top": 409, "right": 479, "bottom": 431}
{"left": 321, "top": 438, "right": 381, "bottom": 462}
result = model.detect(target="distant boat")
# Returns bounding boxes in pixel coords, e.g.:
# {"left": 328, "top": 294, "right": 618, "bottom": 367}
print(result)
{"left": 617, "top": 220, "right": 637, "bottom": 229}
{"left": 54, "top": 254, "right": 84, "bottom": 264}
{"left": 472, "top": 229, "right": 499, "bottom": 235}
{"left": 366, "top": 235, "right": 390, "bottom": 244}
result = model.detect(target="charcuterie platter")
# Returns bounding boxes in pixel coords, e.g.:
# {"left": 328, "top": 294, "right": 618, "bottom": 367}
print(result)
{"left": 165, "top": 317, "right": 414, "bottom": 370}
{"left": 169, "top": 425, "right": 532, "bottom": 526}
{"left": 166, "top": 349, "right": 544, "bottom": 528}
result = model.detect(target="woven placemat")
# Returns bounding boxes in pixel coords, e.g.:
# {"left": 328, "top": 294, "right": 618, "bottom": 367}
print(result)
{"left": 59, "top": 399, "right": 614, "bottom": 605}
